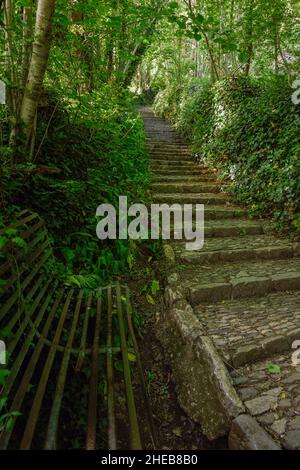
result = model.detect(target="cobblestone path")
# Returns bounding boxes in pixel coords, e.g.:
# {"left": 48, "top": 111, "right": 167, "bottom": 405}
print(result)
{"left": 140, "top": 107, "right": 300, "bottom": 450}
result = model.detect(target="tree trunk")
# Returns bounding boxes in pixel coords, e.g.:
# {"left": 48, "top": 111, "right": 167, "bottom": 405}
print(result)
{"left": 4, "top": 0, "right": 17, "bottom": 116}
{"left": 21, "top": 3, "right": 34, "bottom": 89}
{"left": 243, "top": 0, "right": 254, "bottom": 77}
{"left": 203, "top": 32, "right": 220, "bottom": 81}
{"left": 122, "top": 1, "right": 164, "bottom": 85}
{"left": 20, "top": 0, "right": 56, "bottom": 145}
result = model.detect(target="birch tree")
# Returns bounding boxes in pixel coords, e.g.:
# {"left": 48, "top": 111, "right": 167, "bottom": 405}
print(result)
{"left": 19, "top": 0, "right": 56, "bottom": 145}
{"left": 21, "top": 2, "right": 34, "bottom": 89}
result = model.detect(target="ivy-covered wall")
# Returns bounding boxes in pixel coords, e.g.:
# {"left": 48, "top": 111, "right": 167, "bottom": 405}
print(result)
{"left": 154, "top": 76, "right": 300, "bottom": 235}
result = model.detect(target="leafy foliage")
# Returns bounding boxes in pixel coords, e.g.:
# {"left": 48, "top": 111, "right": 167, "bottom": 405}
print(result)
{"left": 1, "top": 88, "right": 150, "bottom": 285}
{"left": 173, "top": 76, "right": 300, "bottom": 234}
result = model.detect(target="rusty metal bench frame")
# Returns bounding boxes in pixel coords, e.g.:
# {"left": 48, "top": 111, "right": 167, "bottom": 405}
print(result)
{"left": 0, "top": 210, "right": 155, "bottom": 450}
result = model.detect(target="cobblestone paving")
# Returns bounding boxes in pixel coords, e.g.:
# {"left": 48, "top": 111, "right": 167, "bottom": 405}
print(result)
{"left": 172, "top": 218, "right": 267, "bottom": 230}
{"left": 178, "top": 258, "right": 300, "bottom": 285}
{"left": 194, "top": 292, "right": 300, "bottom": 364}
{"left": 231, "top": 353, "right": 300, "bottom": 449}
{"left": 173, "top": 235, "right": 300, "bottom": 255}
{"left": 141, "top": 106, "right": 300, "bottom": 449}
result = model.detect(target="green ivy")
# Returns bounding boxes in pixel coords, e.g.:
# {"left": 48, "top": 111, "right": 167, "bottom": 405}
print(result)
{"left": 159, "top": 75, "right": 300, "bottom": 235}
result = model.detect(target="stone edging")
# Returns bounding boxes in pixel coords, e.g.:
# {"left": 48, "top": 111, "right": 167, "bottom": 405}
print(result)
{"left": 160, "top": 245, "right": 281, "bottom": 449}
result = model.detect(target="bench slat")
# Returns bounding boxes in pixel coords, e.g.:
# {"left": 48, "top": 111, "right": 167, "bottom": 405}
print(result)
{"left": 7, "top": 275, "right": 45, "bottom": 331}
{"left": 0, "top": 212, "right": 154, "bottom": 450}
{"left": 9, "top": 278, "right": 51, "bottom": 356}
{"left": 0, "top": 228, "right": 48, "bottom": 278}
{"left": 0, "top": 213, "right": 40, "bottom": 236}
{"left": 75, "top": 294, "right": 92, "bottom": 372}
{"left": 20, "top": 290, "right": 74, "bottom": 450}
{"left": 86, "top": 295, "right": 102, "bottom": 450}
{"left": 44, "top": 290, "right": 84, "bottom": 450}
{"left": 1, "top": 281, "right": 59, "bottom": 399}
{"left": 0, "top": 262, "right": 48, "bottom": 322}
{"left": 1, "top": 244, "right": 51, "bottom": 294}
{"left": 116, "top": 285, "right": 142, "bottom": 450}
{"left": 0, "top": 289, "right": 64, "bottom": 449}
{"left": 107, "top": 286, "right": 117, "bottom": 450}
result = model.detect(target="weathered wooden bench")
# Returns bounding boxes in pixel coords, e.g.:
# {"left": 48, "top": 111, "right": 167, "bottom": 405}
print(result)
{"left": 0, "top": 210, "right": 155, "bottom": 450}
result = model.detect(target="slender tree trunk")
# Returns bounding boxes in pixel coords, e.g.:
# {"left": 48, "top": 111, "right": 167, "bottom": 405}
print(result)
{"left": 185, "top": 0, "right": 220, "bottom": 81}
{"left": 203, "top": 32, "right": 220, "bottom": 81}
{"left": 122, "top": 1, "right": 164, "bottom": 85}
{"left": 273, "top": 9, "right": 281, "bottom": 75}
{"left": 244, "top": 43, "right": 253, "bottom": 76}
{"left": 20, "top": 0, "right": 56, "bottom": 145}
{"left": 21, "top": 3, "right": 34, "bottom": 89}
{"left": 4, "top": 0, "right": 17, "bottom": 115}
{"left": 244, "top": 0, "right": 254, "bottom": 77}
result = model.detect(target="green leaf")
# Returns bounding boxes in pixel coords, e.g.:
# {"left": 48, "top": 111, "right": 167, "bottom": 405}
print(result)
{"left": 65, "top": 275, "right": 81, "bottom": 287}
{"left": 150, "top": 280, "right": 160, "bottom": 296}
{"left": 0, "top": 397, "right": 7, "bottom": 411}
{"left": 0, "top": 237, "right": 8, "bottom": 250}
{"left": 238, "top": 51, "right": 249, "bottom": 64}
{"left": 0, "top": 369, "right": 10, "bottom": 386}
{"left": 146, "top": 294, "right": 156, "bottom": 305}
{"left": 12, "top": 237, "right": 27, "bottom": 249}
{"left": 4, "top": 229, "right": 17, "bottom": 236}
{"left": 0, "top": 326, "right": 13, "bottom": 338}
{"left": 5, "top": 417, "right": 14, "bottom": 431}
{"left": 128, "top": 352, "right": 136, "bottom": 362}
{"left": 114, "top": 360, "right": 123, "bottom": 372}
{"left": 267, "top": 363, "right": 281, "bottom": 374}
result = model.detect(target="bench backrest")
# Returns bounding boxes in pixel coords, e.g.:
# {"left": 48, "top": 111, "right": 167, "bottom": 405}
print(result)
{"left": 0, "top": 210, "right": 53, "bottom": 352}
{"left": 0, "top": 212, "right": 154, "bottom": 450}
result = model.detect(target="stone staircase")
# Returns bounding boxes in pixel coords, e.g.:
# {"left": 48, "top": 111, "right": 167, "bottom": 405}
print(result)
{"left": 140, "top": 106, "right": 300, "bottom": 450}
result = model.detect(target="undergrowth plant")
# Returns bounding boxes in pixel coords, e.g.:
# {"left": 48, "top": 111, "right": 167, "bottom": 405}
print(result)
{"left": 0, "top": 88, "right": 150, "bottom": 287}
{"left": 155, "top": 75, "right": 300, "bottom": 236}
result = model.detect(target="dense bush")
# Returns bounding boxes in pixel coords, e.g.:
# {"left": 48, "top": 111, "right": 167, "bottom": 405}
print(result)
{"left": 155, "top": 75, "right": 300, "bottom": 235}
{"left": 0, "top": 88, "right": 150, "bottom": 286}
{"left": 153, "top": 83, "right": 185, "bottom": 123}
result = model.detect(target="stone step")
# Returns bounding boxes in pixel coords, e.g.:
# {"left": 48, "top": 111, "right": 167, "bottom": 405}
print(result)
{"left": 152, "top": 192, "right": 230, "bottom": 205}
{"left": 194, "top": 291, "right": 300, "bottom": 367}
{"left": 157, "top": 221, "right": 265, "bottom": 241}
{"left": 150, "top": 154, "right": 192, "bottom": 161}
{"left": 150, "top": 159, "right": 198, "bottom": 167}
{"left": 143, "top": 108, "right": 300, "bottom": 450}
{"left": 148, "top": 146, "right": 191, "bottom": 151}
{"left": 151, "top": 165, "right": 201, "bottom": 172}
{"left": 145, "top": 137, "right": 183, "bottom": 142}
{"left": 162, "top": 206, "right": 246, "bottom": 220}
{"left": 148, "top": 150, "right": 191, "bottom": 156}
{"left": 151, "top": 168, "right": 214, "bottom": 176}
{"left": 145, "top": 135, "right": 181, "bottom": 142}
{"left": 147, "top": 142, "right": 190, "bottom": 148}
{"left": 174, "top": 235, "right": 300, "bottom": 263}
{"left": 230, "top": 351, "right": 300, "bottom": 450}
{"left": 176, "top": 258, "right": 300, "bottom": 305}
{"left": 150, "top": 159, "right": 195, "bottom": 169}
{"left": 169, "top": 220, "right": 266, "bottom": 240}
{"left": 149, "top": 148, "right": 191, "bottom": 153}
{"left": 204, "top": 207, "right": 246, "bottom": 220}
{"left": 152, "top": 175, "right": 216, "bottom": 182}
{"left": 151, "top": 182, "right": 229, "bottom": 193}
